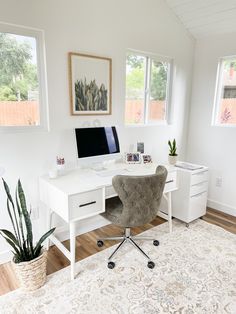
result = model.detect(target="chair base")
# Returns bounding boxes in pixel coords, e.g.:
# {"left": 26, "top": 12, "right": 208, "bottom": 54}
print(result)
{"left": 97, "top": 228, "right": 159, "bottom": 269}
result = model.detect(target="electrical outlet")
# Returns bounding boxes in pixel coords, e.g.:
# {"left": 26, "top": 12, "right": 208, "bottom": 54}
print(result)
{"left": 215, "top": 177, "right": 222, "bottom": 187}
{"left": 30, "top": 207, "right": 39, "bottom": 220}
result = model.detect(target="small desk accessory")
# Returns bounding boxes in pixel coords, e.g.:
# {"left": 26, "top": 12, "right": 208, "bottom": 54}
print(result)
{"left": 125, "top": 152, "right": 141, "bottom": 164}
{"left": 56, "top": 156, "right": 65, "bottom": 175}
{"left": 137, "top": 142, "right": 144, "bottom": 154}
{"left": 142, "top": 154, "right": 152, "bottom": 164}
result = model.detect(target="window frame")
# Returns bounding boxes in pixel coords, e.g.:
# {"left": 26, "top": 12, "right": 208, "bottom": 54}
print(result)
{"left": 212, "top": 55, "right": 236, "bottom": 128}
{"left": 0, "top": 22, "right": 49, "bottom": 133}
{"left": 125, "top": 50, "right": 173, "bottom": 126}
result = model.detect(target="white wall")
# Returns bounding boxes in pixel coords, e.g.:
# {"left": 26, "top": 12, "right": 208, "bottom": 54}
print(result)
{"left": 187, "top": 32, "right": 236, "bottom": 216}
{"left": 0, "top": 0, "right": 194, "bottom": 262}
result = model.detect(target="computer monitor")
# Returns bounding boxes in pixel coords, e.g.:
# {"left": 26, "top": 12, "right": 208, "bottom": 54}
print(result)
{"left": 75, "top": 126, "right": 120, "bottom": 159}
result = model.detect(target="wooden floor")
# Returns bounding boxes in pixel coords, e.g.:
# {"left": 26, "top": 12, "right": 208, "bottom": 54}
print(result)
{"left": 0, "top": 208, "right": 235, "bottom": 296}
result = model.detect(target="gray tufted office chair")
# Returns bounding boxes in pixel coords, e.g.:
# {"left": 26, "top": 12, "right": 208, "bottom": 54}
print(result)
{"left": 97, "top": 165, "right": 167, "bottom": 269}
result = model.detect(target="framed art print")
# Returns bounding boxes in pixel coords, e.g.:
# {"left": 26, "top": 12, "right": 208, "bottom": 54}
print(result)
{"left": 68, "top": 52, "right": 112, "bottom": 115}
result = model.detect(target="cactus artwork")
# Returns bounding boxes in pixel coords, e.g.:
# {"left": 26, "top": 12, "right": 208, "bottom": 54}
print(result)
{"left": 69, "top": 52, "right": 112, "bottom": 115}
{"left": 74, "top": 78, "right": 108, "bottom": 111}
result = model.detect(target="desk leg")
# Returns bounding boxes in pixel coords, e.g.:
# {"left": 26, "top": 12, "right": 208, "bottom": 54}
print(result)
{"left": 46, "top": 209, "right": 53, "bottom": 250}
{"left": 69, "top": 222, "right": 76, "bottom": 280}
{"left": 167, "top": 192, "right": 172, "bottom": 233}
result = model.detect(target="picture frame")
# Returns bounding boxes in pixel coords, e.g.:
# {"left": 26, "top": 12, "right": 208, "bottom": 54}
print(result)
{"left": 125, "top": 152, "right": 141, "bottom": 164}
{"left": 68, "top": 52, "right": 112, "bottom": 115}
{"left": 142, "top": 154, "right": 152, "bottom": 164}
{"left": 137, "top": 142, "right": 144, "bottom": 154}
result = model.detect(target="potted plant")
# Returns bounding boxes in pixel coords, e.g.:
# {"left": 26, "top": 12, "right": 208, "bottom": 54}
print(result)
{"left": 168, "top": 139, "right": 178, "bottom": 165}
{"left": 0, "top": 179, "right": 55, "bottom": 291}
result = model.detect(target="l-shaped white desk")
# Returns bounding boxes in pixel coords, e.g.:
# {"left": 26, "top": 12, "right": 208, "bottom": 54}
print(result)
{"left": 39, "top": 163, "right": 178, "bottom": 279}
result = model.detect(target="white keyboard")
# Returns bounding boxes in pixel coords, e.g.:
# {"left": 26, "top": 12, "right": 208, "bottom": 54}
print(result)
{"left": 96, "top": 169, "right": 126, "bottom": 177}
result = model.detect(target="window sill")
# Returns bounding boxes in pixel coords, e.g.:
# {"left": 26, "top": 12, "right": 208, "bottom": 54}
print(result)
{"left": 211, "top": 123, "right": 236, "bottom": 128}
{"left": 124, "top": 121, "right": 169, "bottom": 127}
{"left": 0, "top": 124, "right": 49, "bottom": 134}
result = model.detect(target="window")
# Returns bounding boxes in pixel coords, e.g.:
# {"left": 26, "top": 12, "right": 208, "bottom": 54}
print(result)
{"left": 213, "top": 56, "right": 236, "bottom": 126}
{"left": 125, "top": 51, "right": 172, "bottom": 125}
{"left": 0, "top": 23, "right": 48, "bottom": 131}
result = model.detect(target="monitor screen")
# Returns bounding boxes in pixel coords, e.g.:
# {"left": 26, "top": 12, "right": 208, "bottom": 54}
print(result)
{"left": 75, "top": 127, "right": 120, "bottom": 158}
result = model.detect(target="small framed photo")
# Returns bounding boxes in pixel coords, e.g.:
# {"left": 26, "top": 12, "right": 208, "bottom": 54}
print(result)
{"left": 137, "top": 142, "right": 144, "bottom": 154}
{"left": 142, "top": 154, "right": 152, "bottom": 164}
{"left": 125, "top": 152, "right": 141, "bottom": 164}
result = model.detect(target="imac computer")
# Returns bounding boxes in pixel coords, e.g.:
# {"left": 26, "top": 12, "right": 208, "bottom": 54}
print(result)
{"left": 75, "top": 126, "right": 121, "bottom": 171}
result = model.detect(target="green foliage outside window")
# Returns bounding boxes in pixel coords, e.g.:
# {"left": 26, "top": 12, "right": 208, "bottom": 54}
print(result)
{"left": 0, "top": 33, "right": 38, "bottom": 101}
{"left": 126, "top": 53, "right": 168, "bottom": 101}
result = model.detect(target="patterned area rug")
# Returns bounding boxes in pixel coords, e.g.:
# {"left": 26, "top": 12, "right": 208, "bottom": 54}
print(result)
{"left": 0, "top": 220, "right": 236, "bottom": 314}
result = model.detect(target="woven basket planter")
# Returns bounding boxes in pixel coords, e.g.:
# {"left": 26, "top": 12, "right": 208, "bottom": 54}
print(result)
{"left": 12, "top": 250, "right": 47, "bottom": 291}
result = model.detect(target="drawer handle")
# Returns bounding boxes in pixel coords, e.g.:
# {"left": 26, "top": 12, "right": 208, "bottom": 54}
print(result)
{"left": 79, "top": 201, "right": 96, "bottom": 208}
{"left": 166, "top": 180, "right": 174, "bottom": 184}
{"left": 191, "top": 192, "right": 205, "bottom": 198}
{"left": 193, "top": 171, "right": 207, "bottom": 176}
{"left": 192, "top": 182, "right": 205, "bottom": 187}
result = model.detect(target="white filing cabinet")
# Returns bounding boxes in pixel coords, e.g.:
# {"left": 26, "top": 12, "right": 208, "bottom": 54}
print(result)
{"left": 172, "top": 164, "right": 208, "bottom": 225}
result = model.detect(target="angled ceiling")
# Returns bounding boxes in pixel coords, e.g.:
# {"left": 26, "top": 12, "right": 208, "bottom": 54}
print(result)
{"left": 165, "top": 0, "right": 236, "bottom": 38}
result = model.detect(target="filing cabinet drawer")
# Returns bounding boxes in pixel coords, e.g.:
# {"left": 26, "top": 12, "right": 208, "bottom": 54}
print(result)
{"left": 188, "top": 191, "right": 207, "bottom": 222}
{"left": 190, "top": 181, "right": 208, "bottom": 197}
{"left": 69, "top": 188, "right": 104, "bottom": 221}
{"left": 191, "top": 170, "right": 208, "bottom": 186}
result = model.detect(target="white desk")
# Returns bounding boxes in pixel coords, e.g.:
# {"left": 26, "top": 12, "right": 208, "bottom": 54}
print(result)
{"left": 39, "top": 163, "right": 178, "bottom": 279}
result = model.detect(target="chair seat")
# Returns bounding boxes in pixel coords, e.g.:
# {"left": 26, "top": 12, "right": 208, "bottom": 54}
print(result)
{"left": 101, "top": 197, "right": 124, "bottom": 226}
{"left": 101, "top": 196, "right": 157, "bottom": 228}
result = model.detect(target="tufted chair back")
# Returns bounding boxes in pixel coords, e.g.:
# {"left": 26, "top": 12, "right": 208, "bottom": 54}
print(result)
{"left": 111, "top": 165, "right": 167, "bottom": 227}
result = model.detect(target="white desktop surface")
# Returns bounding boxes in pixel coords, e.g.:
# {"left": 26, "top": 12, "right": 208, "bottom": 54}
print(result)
{"left": 41, "top": 163, "right": 176, "bottom": 196}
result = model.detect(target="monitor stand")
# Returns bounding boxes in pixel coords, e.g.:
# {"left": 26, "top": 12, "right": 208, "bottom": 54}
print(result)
{"left": 90, "top": 158, "right": 118, "bottom": 172}
{"left": 90, "top": 162, "right": 107, "bottom": 172}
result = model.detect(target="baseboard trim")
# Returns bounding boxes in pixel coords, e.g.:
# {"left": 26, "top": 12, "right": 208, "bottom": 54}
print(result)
{"left": 207, "top": 199, "right": 236, "bottom": 217}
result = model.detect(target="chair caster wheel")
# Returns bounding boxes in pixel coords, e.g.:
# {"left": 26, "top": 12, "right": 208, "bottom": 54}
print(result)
{"left": 108, "top": 261, "right": 115, "bottom": 269}
{"left": 153, "top": 240, "right": 159, "bottom": 246}
{"left": 97, "top": 240, "right": 104, "bottom": 247}
{"left": 147, "top": 261, "right": 155, "bottom": 269}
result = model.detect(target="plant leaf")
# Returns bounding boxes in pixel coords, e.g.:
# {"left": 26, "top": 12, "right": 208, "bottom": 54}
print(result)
{"left": 0, "top": 229, "right": 20, "bottom": 247}
{"left": 17, "top": 180, "right": 33, "bottom": 256}
{"left": 0, "top": 233, "right": 21, "bottom": 256}
{"left": 2, "top": 178, "right": 14, "bottom": 205}
{"left": 34, "top": 244, "right": 42, "bottom": 258}
{"left": 2, "top": 178, "right": 21, "bottom": 243}
{"left": 15, "top": 188, "right": 25, "bottom": 244}
{"left": 34, "top": 227, "right": 55, "bottom": 255}
{"left": 6, "top": 199, "right": 18, "bottom": 240}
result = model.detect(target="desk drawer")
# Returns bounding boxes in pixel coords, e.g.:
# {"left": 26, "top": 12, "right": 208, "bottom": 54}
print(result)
{"left": 190, "top": 181, "right": 208, "bottom": 197}
{"left": 191, "top": 171, "right": 208, "bottom": 186}
{"left": 69, "top": 188, "right": 104, "bottom": 221}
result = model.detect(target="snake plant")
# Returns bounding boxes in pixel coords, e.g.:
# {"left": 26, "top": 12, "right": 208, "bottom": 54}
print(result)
{"left": 168, "top": 139, "right": 178, "bottom": 156}
{"left": 0, "top": 179, "right": 55, "bottom": 263}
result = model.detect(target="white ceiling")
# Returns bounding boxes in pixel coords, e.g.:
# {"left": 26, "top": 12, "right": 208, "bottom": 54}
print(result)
{"left": 165, "top": 0, "right": 236, "bottom": 38}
